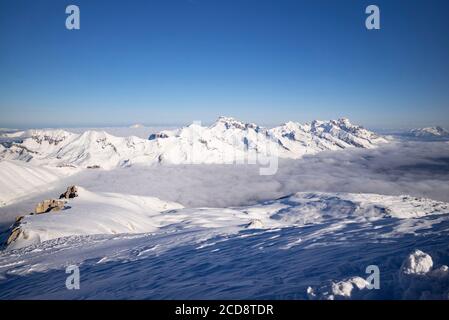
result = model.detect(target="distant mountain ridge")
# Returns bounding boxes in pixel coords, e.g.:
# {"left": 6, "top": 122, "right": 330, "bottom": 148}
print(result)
{"left": 408, "top": 126, "right": 449, "bottom": 138}
{"left": 0, "top": 116, "right": 388, "bottom": 169}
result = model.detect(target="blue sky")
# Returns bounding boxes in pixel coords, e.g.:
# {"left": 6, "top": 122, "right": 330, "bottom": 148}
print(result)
{"left": 0, "top": 0, "right": 448, "bottom": 129}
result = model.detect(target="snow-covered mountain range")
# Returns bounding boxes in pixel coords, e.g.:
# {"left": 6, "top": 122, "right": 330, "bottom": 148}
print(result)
{"left": 1, "top": 118, "right": 449, "bottom": 300}
{"left": 0, "top": 117, "right": 388, "bottom": 169}
{"left": 408, "top": 126, "right": 449, "bottom": 138}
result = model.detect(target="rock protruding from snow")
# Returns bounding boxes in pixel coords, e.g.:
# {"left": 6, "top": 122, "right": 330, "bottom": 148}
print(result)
{"left": 35, "top": 199, "right": 66, "bottom": 214}
{"left": 59, "top": 185, "right": 78, "bottom": 199}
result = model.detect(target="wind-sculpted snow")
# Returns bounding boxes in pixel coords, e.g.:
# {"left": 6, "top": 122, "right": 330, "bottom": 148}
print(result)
{"left": 307, "top": 249, "right": 449, "bottom": 300}
{"left": 5, "top": 188, "right": 449, "bottom": 251}
{"left": 1, "top": 189, "right": 449, "bottom": 299}
{"left": 0, "top": 117, "right": 388, "bottom": 169}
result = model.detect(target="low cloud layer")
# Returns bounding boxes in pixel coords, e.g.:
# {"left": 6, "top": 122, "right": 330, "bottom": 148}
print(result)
{"left": 64, "top": 140, "right": 449, "bottom": 208}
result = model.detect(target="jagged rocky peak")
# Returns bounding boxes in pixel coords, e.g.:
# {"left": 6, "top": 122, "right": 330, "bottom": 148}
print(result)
{"left": 29, "top": 129, "right": 74, "bottom": 145}
{"left": 335, "top": 117, "right": 353, "bottom": 126}
{"left": 213, "top": 116, "right": 260, "bottom": 131}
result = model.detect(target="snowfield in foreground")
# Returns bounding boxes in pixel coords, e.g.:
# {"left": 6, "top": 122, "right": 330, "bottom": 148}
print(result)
{"left": 1, "top": 186, "right": 449, "bottom": 299}
{"left": 6, "top": 187, "right": 449, "bottom": 250}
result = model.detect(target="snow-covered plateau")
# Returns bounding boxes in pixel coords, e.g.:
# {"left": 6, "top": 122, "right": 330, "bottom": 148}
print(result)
{"left": 1, "top": 117, "right": 449, "bottom": 300}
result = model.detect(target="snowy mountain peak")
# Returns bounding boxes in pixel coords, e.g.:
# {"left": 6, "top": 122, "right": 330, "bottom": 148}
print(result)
{"left": 78, "top": 130, "right": 113, "bottom": 141}
{"left": 409, "top": 126, "right": 449, "bottom": 138}
{"left": 0, "top": 117, "right": 388, "bottom": 168}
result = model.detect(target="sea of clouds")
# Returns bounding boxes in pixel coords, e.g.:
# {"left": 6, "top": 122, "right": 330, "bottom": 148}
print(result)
{"left": 65, "top": 140, "right": 449, "bottom": 208}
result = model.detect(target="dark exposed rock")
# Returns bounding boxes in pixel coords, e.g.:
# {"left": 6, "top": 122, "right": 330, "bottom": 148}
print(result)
{"left": 59, "top": 185, "right": 78, "bottom": 199}
{"left": 149, "top": 132, "right": 169, "bottom": 140}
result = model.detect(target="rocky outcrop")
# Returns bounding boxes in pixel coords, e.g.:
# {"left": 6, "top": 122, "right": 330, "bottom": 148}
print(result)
{"left": 6, "top": 227, "right": 22, "bottom": 246}
{"left": 35, "top": 199, "right": 66, "bottom": 214}
{"left": 148, "top": 132, "right": 169, "bottom": 140}
{"left": 3, "top": 186, "right": 80, "bottom": 249}
{"left": 5, "top": 215, "right": 26, "bottom": 246}
{"left": 59, "top": 185, "right": 78, "bottom": 199}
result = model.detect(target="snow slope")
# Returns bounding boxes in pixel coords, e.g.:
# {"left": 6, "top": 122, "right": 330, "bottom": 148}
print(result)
{"left": 0, "top": 160, "right": 78, "bottom": 207}
{"left": 6, "top": 187, "right": 183, "bottom": 250}
{"left": 6, "top": 189, "right": 448, "bottom": 250}
{"left": 1, "top": 188, "right": 449, "bottom": 299}
{"left": 0, "top": 117, "right": 388, "bottom": 168}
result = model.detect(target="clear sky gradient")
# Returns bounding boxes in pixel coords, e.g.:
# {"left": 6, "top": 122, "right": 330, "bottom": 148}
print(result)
{"left": 0, "top": 0, "right": 448, "bottom": 129}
